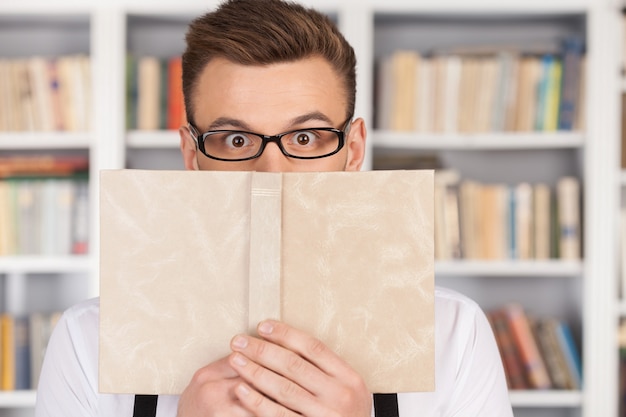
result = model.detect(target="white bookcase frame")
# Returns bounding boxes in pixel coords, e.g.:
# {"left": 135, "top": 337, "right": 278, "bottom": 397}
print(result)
{"left": 0, "top": 1, "right": 621, "bottom": 416}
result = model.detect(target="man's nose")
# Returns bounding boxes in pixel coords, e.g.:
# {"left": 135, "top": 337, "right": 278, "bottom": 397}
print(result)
{"left": 253, "top": 142, "right": 292, "bottom": 172}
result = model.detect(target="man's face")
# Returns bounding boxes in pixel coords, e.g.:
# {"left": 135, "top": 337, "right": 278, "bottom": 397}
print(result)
{"left": 180, "top": 56, "right": 366, "bottom": 172}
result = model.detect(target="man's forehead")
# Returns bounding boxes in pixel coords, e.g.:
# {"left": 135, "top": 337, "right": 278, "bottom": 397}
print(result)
{"left": 191, "top": 57, "right": 348, "bottom": 131}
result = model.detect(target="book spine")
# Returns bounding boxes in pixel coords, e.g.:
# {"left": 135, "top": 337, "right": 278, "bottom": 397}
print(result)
{"left": 503, "top": 303, "right": 552, "bottom": 389}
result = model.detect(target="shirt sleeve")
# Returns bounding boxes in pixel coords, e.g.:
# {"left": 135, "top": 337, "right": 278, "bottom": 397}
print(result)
{"left": 397, "top": 288, "right": 514, "bottom": 416}
{"left": 35, "top": 299, "right": 100, "bottom": 417}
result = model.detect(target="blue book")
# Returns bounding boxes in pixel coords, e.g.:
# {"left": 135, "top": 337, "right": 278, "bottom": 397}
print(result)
{"left": 555, "top": 320, "right": 583, "bottom": 389}
{"left": 558, "top": 37, "right": 584, "bottom": 131}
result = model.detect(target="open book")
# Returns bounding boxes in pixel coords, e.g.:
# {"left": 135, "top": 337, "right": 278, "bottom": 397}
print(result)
{"left": 99, "top": 169, "right": 434, "bottom": 394}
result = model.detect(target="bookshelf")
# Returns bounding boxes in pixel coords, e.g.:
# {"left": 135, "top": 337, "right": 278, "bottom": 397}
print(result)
{"left": 0, "top": 0, "right": 621, "bottom": 416}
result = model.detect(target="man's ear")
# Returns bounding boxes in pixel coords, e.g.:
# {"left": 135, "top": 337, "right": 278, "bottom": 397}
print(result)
{"left": 344, "top": 117, "right": 367, "bottom": 172}
{"left": 179, "top": 126, "right": 200, "bottom": 171}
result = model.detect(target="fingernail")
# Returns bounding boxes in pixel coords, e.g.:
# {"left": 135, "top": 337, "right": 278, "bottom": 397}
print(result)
{"left": 237, "top": 383, "right": 250, "bottom": 396}
{"left": 232, "top": 353, "right": 248, "bottom": 367}
{"left": 258, "top": 321, "right": 273, "bottom": 335}
{"left": 232, "top": 335, "right": 248, "bottom": 349}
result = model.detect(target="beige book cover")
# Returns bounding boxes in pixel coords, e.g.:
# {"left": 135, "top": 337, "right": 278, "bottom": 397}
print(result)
{"left": 99, "top": 169, "right": 435, "bottom": 395}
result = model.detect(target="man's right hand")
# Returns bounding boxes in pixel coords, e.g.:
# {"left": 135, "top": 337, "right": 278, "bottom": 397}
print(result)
{"left": 176, "top": 357, "right": 254, "bottom": 417}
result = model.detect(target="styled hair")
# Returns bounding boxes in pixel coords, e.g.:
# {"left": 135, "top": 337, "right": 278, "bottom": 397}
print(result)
{"left": 182, "top": 0, "right": 356, "bottom": 125}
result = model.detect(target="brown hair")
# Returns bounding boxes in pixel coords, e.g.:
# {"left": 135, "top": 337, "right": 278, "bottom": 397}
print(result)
{"left": 182, "top": 0, "right": 356, "bottom": 125}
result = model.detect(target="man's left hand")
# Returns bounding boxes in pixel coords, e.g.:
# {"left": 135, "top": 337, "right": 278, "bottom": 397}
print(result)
{"left": 228, "top": 320, "right": 372, "bottom": 417}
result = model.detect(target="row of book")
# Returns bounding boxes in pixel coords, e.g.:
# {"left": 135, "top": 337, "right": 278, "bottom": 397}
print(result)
{"left": 375, "top": 38, "right": 585, "bottom": 133}
{"left": 0, "top": 312, "right": 61, "bottom": 391}
{"left": 126, "top": 55, "right": 187, "bottom": 131}
{"left": 0, "top": 55, "right": 91, "bottom": 132}
{"left": 0, "top": 156, "right": 89, "bottom": 256}
{"left": 435, "top": 171, "right": 580, "bottom": 260}
{"left": 488, "top": 304, "right": 582, "bottom": 390}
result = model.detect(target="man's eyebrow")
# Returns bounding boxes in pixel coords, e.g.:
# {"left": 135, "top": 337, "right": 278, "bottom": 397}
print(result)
{"left": 289, "top": 112, "right": 334, "bottom": 126}
{"left": 206, "top": 112, "right": 334, "bottom": 132}
{"left": 207, "top": 117, "right": 251, "bottom": 131}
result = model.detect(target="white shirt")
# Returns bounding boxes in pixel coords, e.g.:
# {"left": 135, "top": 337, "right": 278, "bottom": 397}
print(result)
{"left": 35, "top": 286, "right": 513, "bottom": 416}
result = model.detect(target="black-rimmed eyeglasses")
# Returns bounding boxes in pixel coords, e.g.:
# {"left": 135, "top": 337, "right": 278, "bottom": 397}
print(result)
{"left": 188, "top": 117, "right": 352, "bottom": 162}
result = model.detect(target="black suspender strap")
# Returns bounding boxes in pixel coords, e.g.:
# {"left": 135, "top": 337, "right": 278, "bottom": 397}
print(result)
{"left": 133, "top": 395, "right": 158, "bottom": 417}
{"left": 373, "top": 393, "right": 399, "bottom": 417}
{"left": 133, "top": 392, "right": 396, "bottom": 417}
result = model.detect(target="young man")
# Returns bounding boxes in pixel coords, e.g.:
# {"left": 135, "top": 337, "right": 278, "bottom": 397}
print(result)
{"left": 35, "top": 1, "right": 513, "bottom": 416}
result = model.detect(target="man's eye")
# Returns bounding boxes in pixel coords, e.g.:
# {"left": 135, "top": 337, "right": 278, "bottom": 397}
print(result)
{"left": 224, "top": 133, "right": 251, "bottom": 148}
{"left": 292, "top": 131, "right": 316, "bottom": 146}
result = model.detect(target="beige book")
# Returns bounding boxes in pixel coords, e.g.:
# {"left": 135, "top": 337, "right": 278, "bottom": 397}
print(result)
{"left": 515, "top": 182, "right": 533, "bottom": 259}
{"left": 533, "top": 183, "right": 551, "bottom": 259}
{"left": 137, "top": 56, "right": 161, "bottom": 130}
{"left": 557, "top": 176, "right": 581, "bottom": 259}
{"left": 99, "top": 169, "right": 435, "bottom": 395}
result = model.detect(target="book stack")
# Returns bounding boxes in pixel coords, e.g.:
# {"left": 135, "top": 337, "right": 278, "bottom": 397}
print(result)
{"left": 0, "top": 55, "right": 91, "bottom": 132}
{"left": 434, "top": 171, "right": 581, "bottom": 260}
{"left": 126, "top": 55, "right": 187, "bottom": 131}
{"left": 0, "top": 155, "right": 90, "bottom": 256}
{"left": 374, "top": 37, "right": 585, "bottom": 133}
{"left": 0, "top": 312, "right": 62, "bottom": 391}
{"left": 487, "top": 304, "right": 583, "bottom": 391}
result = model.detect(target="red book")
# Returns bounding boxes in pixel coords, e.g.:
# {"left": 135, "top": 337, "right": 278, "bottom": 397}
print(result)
{"left": 503, "top": 303, "right": 552, "bottom": 389}
{"left": 488, "top": 309, "right": 528, "bottom": 389}
{"left": 167, "top": 56, "right": 186, "bottom": 130}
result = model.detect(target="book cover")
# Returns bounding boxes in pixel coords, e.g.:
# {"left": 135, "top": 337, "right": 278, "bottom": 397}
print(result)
{"left": 532, "top": 318, "right": 571, "bottom": 389}
{"left": 554, "top": 320, "right": 583, "bottom": 389}
{"left": 557, "top": 176, "right": 581, "bottom": 259}
{"left": 137, "top": 56, "right": 161, "bottom": 131}
{"left": 0, "top": 314, "right": 15, "bottom": 390}
{"left": 558, "top": 37, "right": 584, "bottom": 131}
{"left": 503, "top": 303, "right": 551, "bottom": 389}
{"left": 99, "top": 169, "right": 435, "bottom": 395}
{"left": 488, "top": 309, "right": 528, "bottom": 389}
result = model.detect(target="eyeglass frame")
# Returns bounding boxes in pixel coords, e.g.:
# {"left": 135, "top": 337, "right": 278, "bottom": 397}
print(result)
{"left": 187, "top": 116, "right": 353, "bottom": 162}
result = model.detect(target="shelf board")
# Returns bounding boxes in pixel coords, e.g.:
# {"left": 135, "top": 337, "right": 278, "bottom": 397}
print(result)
{"left": 372, "top": 131, "right": 585, "bottom": 151}
{"left": 509, "top": 390, "right": 583, "bottom": 407}
{"left": 0, "top": 132, "right": 91, "bottom": 150}
{"left": 435, "top": 260, "right": 583, "bottom": 277}
{"left": 0, "top": 390, "right": 36, "bottom": 408}
{"left": 126, "top": 130, "right": 180, "bottom": 148}
{"left": 0, "top": 255, "right": 93, "bottom": 274}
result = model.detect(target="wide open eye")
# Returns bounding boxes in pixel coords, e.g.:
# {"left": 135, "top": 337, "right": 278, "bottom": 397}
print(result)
{"left": 289, "top": 130, "right": 318, "bottom": 147}
{"left": 224, "top": 132, "right": 253, "bottom": 149}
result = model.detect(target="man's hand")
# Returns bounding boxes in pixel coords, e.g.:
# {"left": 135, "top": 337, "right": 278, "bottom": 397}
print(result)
{"left": 176, "top": 357, "right": 254, "bottom": 417}
{"left": 228, "top": 320, "right": 372, "bottom": 417}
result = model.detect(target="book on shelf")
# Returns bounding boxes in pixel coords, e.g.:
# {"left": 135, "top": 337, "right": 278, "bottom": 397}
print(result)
{"left": 374, "top": 38, "right": 585, "bottom": 133}
{"left": 501, "top": 303, "right": 552, "bottom": 389}
{"left": 0, "top": 155, "right": 90, "bottom": 256}
{"left": 99, "top": 169, "right": 435, "bottom": 395}
{"left": 557, "top": 176, "right": 581, "bottom": 260}
{"left": 532, "top": 318, "right": 574, "bottom": 389}
{"left": 126, "top": 55, "right": 187, "bottom": 131}
{"left": 553, "top": 320, "right": 583, "bottom": 389}
{"left": 617, "top": 319, "right": 626, "bottom": 415}
{"left": 434, "top": 169, "right": 462, "bottom": 260}
{"left": 0, "top": 55, "right": 91, "bottom": 133}
{"left": 621, "top": 93, "right": 626, "bottom": 169}
{"left": 558, "top": 37, "right": 584, "bottom": 131}
{"left": 620, "top": 206, "right": 626, "bottom": 298}
{"left": 487, "top": 309, "right": 528, "bottom": 389}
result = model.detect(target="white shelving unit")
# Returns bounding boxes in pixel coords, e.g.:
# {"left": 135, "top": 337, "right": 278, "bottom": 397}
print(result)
{"left": 0, "top": 1, "right": 622, "bottom": 416}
